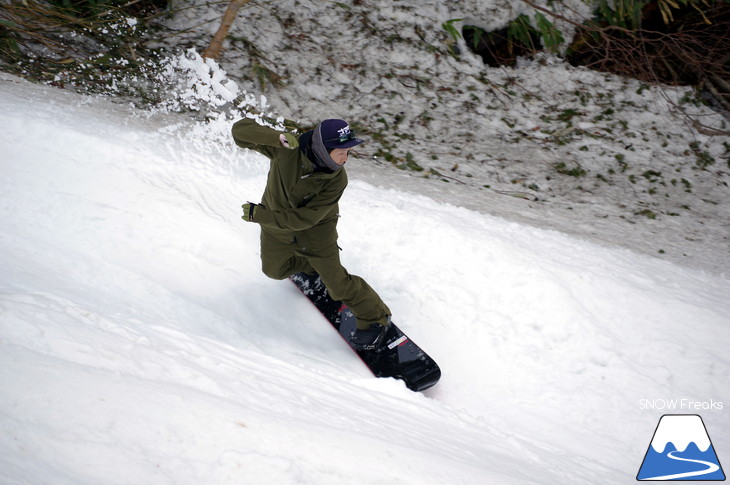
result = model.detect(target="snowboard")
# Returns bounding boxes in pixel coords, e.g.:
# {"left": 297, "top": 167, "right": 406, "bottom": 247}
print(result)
{"left": 290, "top": 272, "right": 441, "bottom": 392}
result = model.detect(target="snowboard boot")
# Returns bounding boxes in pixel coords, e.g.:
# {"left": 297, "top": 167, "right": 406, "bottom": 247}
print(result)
{"left": 351, "top": 322, "right": 390, "bottom": 351}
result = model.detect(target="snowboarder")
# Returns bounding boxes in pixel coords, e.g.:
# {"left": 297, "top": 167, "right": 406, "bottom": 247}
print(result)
{"left": 232, "top": 117, "right": 392, "bottom": 350}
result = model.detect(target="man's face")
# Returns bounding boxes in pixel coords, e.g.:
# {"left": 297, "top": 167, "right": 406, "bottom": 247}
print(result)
{"left": 330, "top": 148, "right": 350, "bottom": 166}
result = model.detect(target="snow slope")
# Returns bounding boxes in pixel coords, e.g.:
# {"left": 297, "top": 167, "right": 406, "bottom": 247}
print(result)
{"left": 1, "top": 73, "right": 729, "bottom": 484}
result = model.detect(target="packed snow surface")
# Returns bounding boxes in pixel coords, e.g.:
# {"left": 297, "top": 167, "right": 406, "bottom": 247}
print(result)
{"left": 1, "top": 73, "right": 729, "bottom": 484}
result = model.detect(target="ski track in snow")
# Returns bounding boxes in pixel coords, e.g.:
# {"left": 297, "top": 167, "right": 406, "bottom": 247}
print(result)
{"left": 1, "top": 73, "right": 729, "bottom": 484}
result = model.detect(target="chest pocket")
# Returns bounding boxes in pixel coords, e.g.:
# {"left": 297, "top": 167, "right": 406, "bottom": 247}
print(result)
{"left": 288, "top": 176, "right": 328, "bottom": 208}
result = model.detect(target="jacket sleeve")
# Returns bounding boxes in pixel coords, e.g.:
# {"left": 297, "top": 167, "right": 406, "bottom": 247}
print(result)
{"left": 253, "top": 177, "right": 345, "bottom": 231}
{"left": 231, "top": 118, "right": 282, "bottom": 158}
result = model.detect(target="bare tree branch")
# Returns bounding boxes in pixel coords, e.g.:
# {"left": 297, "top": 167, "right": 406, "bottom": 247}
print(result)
{"left": 202, "top": 0, "right": 253, "bottom": 60}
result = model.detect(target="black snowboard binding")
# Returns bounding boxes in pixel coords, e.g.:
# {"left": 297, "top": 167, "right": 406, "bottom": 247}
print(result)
{"left": 350, "top": 322, "right": 390, "bottom": 351}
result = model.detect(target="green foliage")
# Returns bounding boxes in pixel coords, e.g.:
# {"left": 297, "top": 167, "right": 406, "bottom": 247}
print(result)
{"left": 554, "top": 162, "right": 587, "bottom": 177}
{"left": 508, "top": 14, "right": 538, "bottom": 51}
{"left": 446, "top": 13, "right": 563, "bottom": 56}
{"left": 48, "top": 0, "right": 113, "bottom": 18}
{"left": 506, "top": 13, "right": 564, "bottom": 53}
{"left": 400, "top": 152, "right": 424, "bottom": 172}
{"left": 689, "top": 141, "right": 716, "bottom": 168}
{"left": 43, "top": 0, "right": 169, "bottom": 19}
{"left": 595, "top": 0, "right": 645, "bottom": 29}
{"left": 442, "top": 18, "right": 463, "bottom": 43}
{"left": 634, "top": 209, "right": 658, "bottom": 219}
{"left": 591, "top": 0, "right": 713, "bottom": 29}
{"left": 657, "top": 0, "right": 713, "bottom": 24}
{"left": 462, "top": 25, "right": 485, "bottom": 50}
{"left": 333, "top": 2, "right": 352, "bottom": 11}
{"left": 534, "top": 12, "right": 564, "bottom": 52}
{"left": 252, "top": 61, "right": 284, "bottom": 89}
{"left": 557, "top": 108, "right": 580, "bottom": 122}
{"left": 441, "top": 18, "right": 463, "bottom": 57}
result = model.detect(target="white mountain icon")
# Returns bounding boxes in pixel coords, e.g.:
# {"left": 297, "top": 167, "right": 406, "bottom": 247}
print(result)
{"left": 650, "top": 415, "right": 712, "bottom": 453}
{"left": 637, "top": 414, "right": 725, "bottom": 481}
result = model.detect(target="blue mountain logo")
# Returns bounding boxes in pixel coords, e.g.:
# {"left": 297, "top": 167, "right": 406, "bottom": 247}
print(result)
{"left": 637, "top": 414, "right": 726, "bottom": 481}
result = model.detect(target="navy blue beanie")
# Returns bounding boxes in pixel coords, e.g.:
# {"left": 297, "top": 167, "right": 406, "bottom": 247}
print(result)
{"left": 318, "top": 119, "right": 363, "bottom": 150}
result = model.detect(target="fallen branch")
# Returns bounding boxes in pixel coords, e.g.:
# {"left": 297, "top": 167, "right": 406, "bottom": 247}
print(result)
{"left": 202, "top": 0, "right": 253, "bottom": 60}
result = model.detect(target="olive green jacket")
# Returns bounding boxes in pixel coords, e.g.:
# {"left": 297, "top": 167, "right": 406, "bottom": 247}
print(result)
{"left": 231, "top": 118, "right": 347, "bottom": 234}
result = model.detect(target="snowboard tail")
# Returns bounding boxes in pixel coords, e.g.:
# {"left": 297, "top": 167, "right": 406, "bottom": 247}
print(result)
{"left": 290, "top": 273, "right": 440, "bottom": 392}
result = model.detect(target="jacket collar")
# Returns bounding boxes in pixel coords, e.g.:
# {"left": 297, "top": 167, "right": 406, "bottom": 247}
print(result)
{"left": 299, "top": 130, "right": 340, "bottom": 174}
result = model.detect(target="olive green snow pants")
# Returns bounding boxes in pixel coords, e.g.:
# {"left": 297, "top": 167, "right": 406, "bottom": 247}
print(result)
{"left": 260, "top": 225, "right": 391, "bottom": 329}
